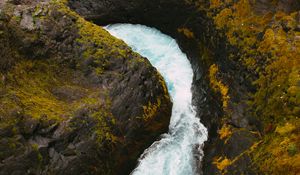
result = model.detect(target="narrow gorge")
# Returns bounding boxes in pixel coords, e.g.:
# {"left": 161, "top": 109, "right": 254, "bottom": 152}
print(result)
{"left": 106, "top": 24, "right": 207, "bottom": 175}
{"left": 0, "top": 0, "right": 299, "bottom": 175}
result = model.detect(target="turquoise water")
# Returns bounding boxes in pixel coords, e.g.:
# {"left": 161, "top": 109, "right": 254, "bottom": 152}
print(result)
{"left": 105, "top": 24, "right": 208, "bottom": 175}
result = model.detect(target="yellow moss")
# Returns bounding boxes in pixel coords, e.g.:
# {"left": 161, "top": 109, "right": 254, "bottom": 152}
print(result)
{"left": 209, "top": 64, "right": 230, "bottom": 109}
{"left": 209, "top": 0, "right": 223, "bottom": 9}
{"left": 233, "top": 0, "right": 251, "bottom": 17}
{"left": 249, "top": 141, "right": 263, "bottom": 152}
{"left": 183, "top": 0, "right": 300, "bottom": 173}
{"left": 143, "top": 98, "right": 161, "bottom": 121}
{"left": 50, "top": 0, "right": 77, "bottom": 17}
{"left": 52, "top": 0, "right": 127, "bottom": 63}
{"left": 275, "top": 123, "right": 296, "bottom": 135}
{"left": 0, "top": 57, "right": 117, "bottom": 147}
{"left": 76, "top": 17, "right": 127, "bottom": 59}
{"left": 3, "top": 60, "right": 70, "bottom": 120}
{"left": 177, "top": 27, "right": 195, "bottom": 39}
{"left": 214, "top": 8, "right": 233, "bottom": 30}
{"left": 143, "top": 97, "right": 162, "bottom": 122}
{"left": 218, "top": 124, "right": 233, "bottom": 140}
{"left": 252, "top": 118, "right": 300, "bottom": 175}
{"left": 157, "top": 72, "right": 169, "bottom": 95}
{"left": 206, "top": 0, "right": 299, "bottom": 125}
{"left": 213, "top": 156, "right": 232, "bottom": 172}
{"left": 92, "top": 110, "right": 114, "bottom": 143}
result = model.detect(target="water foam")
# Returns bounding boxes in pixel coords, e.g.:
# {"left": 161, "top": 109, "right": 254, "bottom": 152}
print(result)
{"left": 105, "top": 24, "right": 208, "bottom": 175}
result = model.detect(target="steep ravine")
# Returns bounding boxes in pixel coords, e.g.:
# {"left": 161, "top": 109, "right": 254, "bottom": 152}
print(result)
{"left": 68, "top": 0, "right": 256, "bottom": 174}
{"left": 69, "top": 0, "right": 300, "bottom": 174}
{"left": 0, "top": 0, "right": 299, "bottom": 174}
{"left": 105, "top": 24, "right": 208, "bottom": 175}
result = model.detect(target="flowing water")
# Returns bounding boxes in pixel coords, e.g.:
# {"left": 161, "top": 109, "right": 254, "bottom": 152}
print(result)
{"left": 105, "top": 24, "right": 208, "bottom": 175}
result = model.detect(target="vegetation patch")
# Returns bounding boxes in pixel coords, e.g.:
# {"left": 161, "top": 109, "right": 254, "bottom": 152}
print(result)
{"left": 143, "top": 97, "right": 162, "bottom": 122}
{"left": 209, "top": 64, "right": 230, "bottom": 109}
{"left": 213, "top": 156, "right": 232, "bottom": 173}
{"left": 218, "top": 124, "right": 232, "bottom": 142}
{"left": 177, "top": 27, "right": 195, "bottom": 39}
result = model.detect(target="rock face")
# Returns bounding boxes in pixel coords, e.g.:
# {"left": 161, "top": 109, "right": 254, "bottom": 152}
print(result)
{"left": 0, "top": 1, "right": 172, "bottom": 174}
{"left": 68, "top": 0, "right": 300, "bottom": 175}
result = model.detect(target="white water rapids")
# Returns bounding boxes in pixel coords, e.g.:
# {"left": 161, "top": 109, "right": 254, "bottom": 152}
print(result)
{"left": 105, "top": 24, "right": 208, "bottom": 175}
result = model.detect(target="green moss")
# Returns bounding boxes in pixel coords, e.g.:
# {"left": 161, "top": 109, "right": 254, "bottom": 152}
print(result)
{"left": 287, "top": 143, "right": 298, "bottom": 156}
{"left": 32, "top": 143, "right": 39, "bottom": 151}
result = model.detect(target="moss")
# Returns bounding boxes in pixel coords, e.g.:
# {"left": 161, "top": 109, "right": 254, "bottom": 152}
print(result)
{"left": 49, "top": 1, "right": 141, "bottom": 76}
{"left": 143, "top": 97, "right": 162, "bottom": 122}
{"left": 157, "top": 72, "right": 169, "bottom": 96}
{"left": 275, "top": 123, "right": 296, "bottom": 135}
{"left": 209, "top": 0, "right": 223, "bottom": 9}
{"left": 250, "top": 118, "right": 300, "bottom": 174}
{"left": 214, "top": 8, "right": 233, "bottom": 30}
{"left": 76, "top": 17, "right": 129, "bottom": 62}
{"left": 213, "top": 156, "right": 232, "bottom": 173}
{"left": 177, "top": 27, "right": 195, "bottom": 39}
{"left": 2, "top": 60, "right": 71, "bottom": 121}
{"left": 92, "top": 110, "right": 114, "bottom": 143}
{"left": 185, "top": 0, "right": 300, "bottom": 173}
{"left": 32, "top": 143, "right": 39, "bottom": 151}
{"left": 37, "top": 152, "right": 43, "bottom": 163}
{"left": 209, "top": 64, "right": 230, "bottom": 109}
{"left": 0, "top": 56, "right": 117, "bottom": 147}
{"left": 218, "top": 124, "right": 232, "bottom": 142}
{"left": 287, "top": 143, "right": 298, "bottom": 156}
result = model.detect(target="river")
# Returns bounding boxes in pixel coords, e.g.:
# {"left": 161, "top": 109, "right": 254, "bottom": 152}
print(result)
{"left": 105, "top": 24, "right": 208, "bottom": 175}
